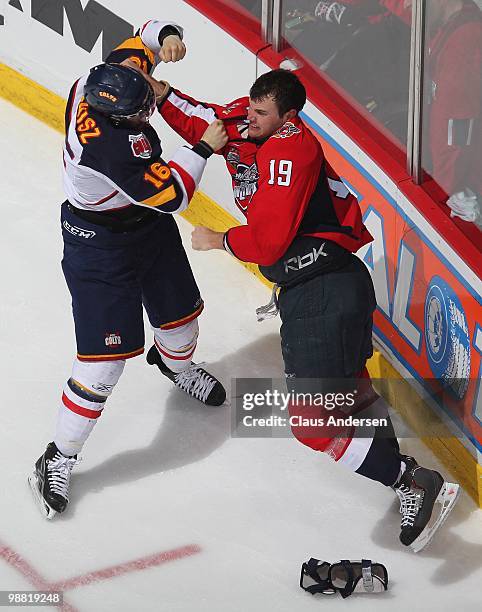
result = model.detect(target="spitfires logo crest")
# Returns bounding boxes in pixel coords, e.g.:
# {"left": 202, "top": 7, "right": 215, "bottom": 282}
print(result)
{"left": 272, "top": 121, "right": 301, "bottom": 139}
{"left": 233, "top": 163, "right": 259, "bottom": 209}
{"left": 129, "top": 133, "right": 152, "bottom": 159}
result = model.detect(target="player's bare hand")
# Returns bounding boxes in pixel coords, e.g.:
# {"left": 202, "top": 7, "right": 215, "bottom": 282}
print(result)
{"left": 120, "top": 60, "right": 170, "bottom": 103}
{"left": 191, "top": 226, "right": 224, "bottom": 251}
{"left": 201, "top": 120, "right": 228, "bottom": 152}
{"left": 120, "top": 58, "right": 142, "bottom": 72}
{"left": 144, "top": 75, "right": 170, "bottom": 104}
{"left": 159, "top": 35, "right": 186, "bottom": 63}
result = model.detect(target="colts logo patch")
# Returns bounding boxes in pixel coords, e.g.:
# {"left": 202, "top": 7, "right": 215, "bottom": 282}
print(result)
{"left": 129, "top": 133, "right": 152, "bottom": 159}
{"left": 105, "top": 332, "right": 122, "bottom": 347}
{"left": 99, "top": 91, "right": 117, "bottom": 102}
{"left": 272, "top": 121, "right": 301, "bottom": 139}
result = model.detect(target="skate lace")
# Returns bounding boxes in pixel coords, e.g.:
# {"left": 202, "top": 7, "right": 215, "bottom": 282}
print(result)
{"left": 396, "top": 484, "right": 424, "bottom": 527}
{"left": 174, "top": 363, "right": 216, "bottom": 402}
{"left": 47, "top": 453, "right": 78, "bottom": 500}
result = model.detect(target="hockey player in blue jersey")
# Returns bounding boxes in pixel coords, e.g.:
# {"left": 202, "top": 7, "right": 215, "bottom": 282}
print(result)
{"left": 29, "top": 19, "right": 228, "bottom": 519}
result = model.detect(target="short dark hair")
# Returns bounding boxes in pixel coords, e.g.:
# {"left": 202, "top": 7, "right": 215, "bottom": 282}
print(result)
{"left": 249, "top": 69, "right": 306, "bottom": 116}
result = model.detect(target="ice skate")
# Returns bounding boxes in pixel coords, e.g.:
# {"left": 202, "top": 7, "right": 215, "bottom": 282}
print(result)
{"left": 146, "top": 345, "right": 226, "bottom": 406}
{"left": 28, "top": 442, "right": 78, "bottom": 519}
{"left": 394, "top": 456, "right": 460, "bottom": 553}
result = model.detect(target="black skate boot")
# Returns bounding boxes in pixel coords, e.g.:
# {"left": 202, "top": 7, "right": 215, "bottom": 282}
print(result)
{"left": 146, "top": 345, "right": 226, "bottom": 406}
{"left": 394, "top": 456, "right": 460, "bottom": 552}
{"left": 28, "top": 442, "right": 78, "bottom": 519}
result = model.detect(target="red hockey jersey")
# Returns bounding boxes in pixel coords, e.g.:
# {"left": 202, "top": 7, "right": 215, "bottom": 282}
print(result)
{"left": 160, "top": 90, "right": 372, "bottom": 266}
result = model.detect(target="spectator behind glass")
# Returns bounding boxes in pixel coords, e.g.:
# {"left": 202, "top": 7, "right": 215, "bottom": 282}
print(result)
{"left": 284, "top": 1, "right": 412, "bottom": 143}
{"left": 421, "top": 0, "right": 482, "bottom": 227}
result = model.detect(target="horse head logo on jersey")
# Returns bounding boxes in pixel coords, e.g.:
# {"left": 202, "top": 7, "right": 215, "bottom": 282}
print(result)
{"left": 272, "top": 121, "right": 301, "bottom": 139}
{"left": 129, "top": 133, "right": 152, "bottom": 159}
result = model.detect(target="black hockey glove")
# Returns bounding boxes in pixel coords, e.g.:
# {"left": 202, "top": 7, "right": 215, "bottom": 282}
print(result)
{"left": 314, "top": 1, "right": 364, "bottom": 28}
{"left": 300, "top": 558, "right": 389, "bottom": 598}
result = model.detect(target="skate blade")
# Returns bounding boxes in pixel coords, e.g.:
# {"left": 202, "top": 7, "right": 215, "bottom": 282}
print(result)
{"left": 28, "top": 473, "right": 57, "bottom": 520}
{"left": 410, "top": 482, "right": 460, "bottom": 553}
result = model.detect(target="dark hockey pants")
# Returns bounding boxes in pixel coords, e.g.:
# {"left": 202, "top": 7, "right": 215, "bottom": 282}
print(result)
{"left": 277, "top": 255, "right": 401, "bottom": 486}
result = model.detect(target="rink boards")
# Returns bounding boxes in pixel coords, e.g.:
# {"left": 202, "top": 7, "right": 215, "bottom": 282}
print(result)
{"left": 0, "top": 0, "right": 480, "bottom": 504}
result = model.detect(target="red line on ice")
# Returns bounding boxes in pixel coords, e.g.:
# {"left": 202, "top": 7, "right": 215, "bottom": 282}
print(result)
{"left": 50, "top": 544, "right": 202, "bottom": 590}
{"left": 0, "top": 538, "right": 201, "bottom": 610}
{"left": 0, "top": 539, "right": 78, "bottom": 612}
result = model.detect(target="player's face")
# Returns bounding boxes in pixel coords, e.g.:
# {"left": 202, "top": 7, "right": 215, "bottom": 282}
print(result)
{"left": 247, "top": 96, "right": 293, "bottom": 139}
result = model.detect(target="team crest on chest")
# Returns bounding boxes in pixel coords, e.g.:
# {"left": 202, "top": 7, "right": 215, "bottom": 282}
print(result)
{"left": 272, "top": 121, "right": 301, "bottom": 139}
{"left": 233, "top": 162, "right": 259, "bottom": 210}
{"left": 129, "top": 133, "right": 152, "bottom": 158}
{"left": 226, "top": 148, "right": 240, "bottom": 168}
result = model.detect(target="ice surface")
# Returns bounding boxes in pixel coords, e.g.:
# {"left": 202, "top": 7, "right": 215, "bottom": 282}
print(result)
{"left": 1, "top": 98, "right": 481, "bottom": 612}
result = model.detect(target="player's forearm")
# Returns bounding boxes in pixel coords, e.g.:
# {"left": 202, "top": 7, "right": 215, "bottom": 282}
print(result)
{"left": 160, "top": 89, "right": 219, "bottom": 146}
{"left": 224, "top": 225, "right": 291, "bottom": 266}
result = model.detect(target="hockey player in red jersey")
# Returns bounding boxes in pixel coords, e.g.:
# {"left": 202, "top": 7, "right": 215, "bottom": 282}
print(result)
{"left": 29, "top": 19, "right": 228, "bottom": 519}
{"left": 156, "top": 68, "right": 460, "bottom": 552}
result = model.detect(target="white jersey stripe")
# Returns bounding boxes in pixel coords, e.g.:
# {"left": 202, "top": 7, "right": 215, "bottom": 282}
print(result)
{"left": 168, "top": 91, "right": 217, "bottom": 125}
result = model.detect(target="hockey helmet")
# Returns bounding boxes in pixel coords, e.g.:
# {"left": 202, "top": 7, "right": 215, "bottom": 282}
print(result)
{"left": 84, "top": 63, "right": 155, "bottom": 123}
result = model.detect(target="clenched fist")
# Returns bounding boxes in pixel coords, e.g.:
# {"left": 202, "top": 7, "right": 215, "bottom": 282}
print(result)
{"left": 159, "top": 35, "right": 186, "bottom": 63}
{"left": 191, "top": 226, "right": 225, "bottom": 251}
{"left": 201, "top": 119, "right": 228, "bottom": 152}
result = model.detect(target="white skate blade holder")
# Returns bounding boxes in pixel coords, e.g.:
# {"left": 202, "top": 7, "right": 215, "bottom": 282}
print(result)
{"left": 411, "top": 482, "right": 460, "bottom": 553}
{"left": 28, "top": 473, "right": 57, "bottom": 520}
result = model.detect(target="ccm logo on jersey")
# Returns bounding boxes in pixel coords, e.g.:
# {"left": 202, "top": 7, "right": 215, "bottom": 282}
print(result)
{"left": 62, "top": 220, "right": 96, "bottom": 239}
{"left": 130, "top": 133, "right": 152, "bottom": 159}
{"left": 272, "top": 122, "right": 301, "bottom": 139}
{"left": 284, "top": 243, "right": 328, "bottom": 273}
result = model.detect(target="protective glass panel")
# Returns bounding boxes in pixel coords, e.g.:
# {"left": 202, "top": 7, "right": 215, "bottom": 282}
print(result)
{"left": 281, "top": 1, "right": 413, "bottom": 147}
{"left": 421, "top": 0, "right": 482, "bottom": 231}
{"left": 234, "top": 0, "right": 263, "bottom": 19}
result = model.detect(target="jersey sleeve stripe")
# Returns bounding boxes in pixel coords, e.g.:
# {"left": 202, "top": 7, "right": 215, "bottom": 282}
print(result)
{"left": 169, "top": 160, "right": 196, "bottom": 201}
{"left": 113, "top": 37, "right": 155, "bottom": 65}
{"left": 142, "top": 184, "right": 178, "bottom": 208}
{"left": 140, "top": 20, "right": 151, "bottom": 36}
{"left": 168, "top": 91, "right": 218, "bottom": 124}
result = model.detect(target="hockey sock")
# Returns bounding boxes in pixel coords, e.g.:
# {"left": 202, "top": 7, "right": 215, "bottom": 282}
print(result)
{"left": 152, "top": 319, "right": 199, "bottom": 374}
{"left": 55, "top": 359, "right": 125, "bottom": 456}
{"left": 346, "top": 384, "right": 401, "bottom": 486}
{"left": 355, "top": 433, "right": 402, "bottom": 486}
